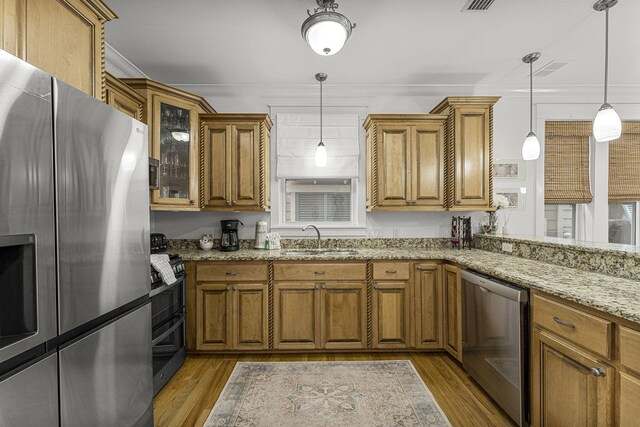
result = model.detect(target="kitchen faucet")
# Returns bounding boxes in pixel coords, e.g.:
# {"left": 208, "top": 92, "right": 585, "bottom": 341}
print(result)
{"left": 302, "top": 224, "right": 321, "bottom": 249}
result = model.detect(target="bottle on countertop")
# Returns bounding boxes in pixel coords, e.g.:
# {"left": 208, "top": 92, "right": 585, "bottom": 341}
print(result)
{"left": 254, "top": 221, "right": 268, "bottom": 249}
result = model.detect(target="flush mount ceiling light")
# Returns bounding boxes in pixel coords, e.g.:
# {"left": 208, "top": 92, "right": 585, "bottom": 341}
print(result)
{"left": 522, "top": 52, "right": 541, "bottom": 161}
{"left": 315, "top": 72, "right": 328, "bottom": 167}
{"left": 301, "top": 0, "right": 356, "bottom": 56}
{"left": 593, "top": 0, "right": 621, "bottom": 142}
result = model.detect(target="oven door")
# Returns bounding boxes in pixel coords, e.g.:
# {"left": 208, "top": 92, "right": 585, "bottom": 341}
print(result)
{"left": 152, "top": 310, "right": 185, "bottom": 395}
{"left": 150, "top": 275, "right": 185, "bottom": 331}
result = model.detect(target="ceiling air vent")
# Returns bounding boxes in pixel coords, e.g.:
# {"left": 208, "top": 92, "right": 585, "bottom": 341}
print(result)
{"left": 462, "top": 0, "right": 496, "bottom": 11}
{"left": 533, "top": 61, "right": 569, "bottom": 77}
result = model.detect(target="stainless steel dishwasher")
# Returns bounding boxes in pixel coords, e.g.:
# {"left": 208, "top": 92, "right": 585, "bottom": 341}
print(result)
{"left": 461, "top": 270, "right": 529, "bottom": 427}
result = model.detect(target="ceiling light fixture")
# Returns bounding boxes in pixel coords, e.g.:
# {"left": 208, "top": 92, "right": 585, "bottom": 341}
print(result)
{"left": 315, "top": 72, "right": 328, "bottom": 167}
{"left": 522, "top": 52, "right": 541, "bottom": 161}
{"left": 592, "top": 0, "right": 621, "bottom": 142}
{"left": 301, "top": 0, "right": 356, "bottom": 56}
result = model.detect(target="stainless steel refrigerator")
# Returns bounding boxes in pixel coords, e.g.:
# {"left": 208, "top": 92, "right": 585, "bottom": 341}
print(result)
{"left": 0, "top": 50, "right": 153, "bottom": 426}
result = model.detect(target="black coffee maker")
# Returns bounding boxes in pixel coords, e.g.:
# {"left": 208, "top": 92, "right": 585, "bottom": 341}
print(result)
{"left": 220, "top": 220, "right": 242, "bottom": 251}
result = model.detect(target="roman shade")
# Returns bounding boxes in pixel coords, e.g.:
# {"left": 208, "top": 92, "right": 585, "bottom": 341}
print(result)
{"left": 276, "top": 114, "right": 359, "bottom": 178}
{"left": 609, "top": 122, "right": 640, "bottom": 202}
{"left": 544, "top": 121, "right": 593, "bottom": 204}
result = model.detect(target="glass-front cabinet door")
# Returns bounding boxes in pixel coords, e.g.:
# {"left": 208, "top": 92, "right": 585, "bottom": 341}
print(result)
{"left": 151, "top": 95, "right": 199, "bottom": 209}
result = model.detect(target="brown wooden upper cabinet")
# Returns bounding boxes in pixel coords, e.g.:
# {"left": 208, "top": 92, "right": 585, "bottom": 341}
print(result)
{"left": 105, "top": 73, "right": 144, "bottom": 121}
{"left": 364, "top": 115, "right": 447, "bottom": 211}
{"left": 1, "top": 0, "right": 116, "bottom": 99}
{"left": 430, "top": 96, "right": 500, "bottom": 211}
{"left": 200, "top": 114, "right": 272, "bottom": 212}
{"left": 123, "top": 78, "right": 216, "bottom": 211}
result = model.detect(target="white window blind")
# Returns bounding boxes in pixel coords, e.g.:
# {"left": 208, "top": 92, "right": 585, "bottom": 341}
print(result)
{"left": 296, "top": 193, "right": 351, "bottom": 222}
{"left": 276, "top": 113, "right": 359, "bottom": 178}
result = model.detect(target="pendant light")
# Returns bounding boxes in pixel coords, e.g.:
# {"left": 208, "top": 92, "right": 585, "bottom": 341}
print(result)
{"left": 522, "top": 52, "right": 541, "bottom": 161}
{"left": 592, "top": 0, "right": 621, "bottom": 142}
{"left": 315, "top": 72, "right": 328, "bottom": 167}
{"left": 301, "top": 0, "right": 356, "bottom": 56}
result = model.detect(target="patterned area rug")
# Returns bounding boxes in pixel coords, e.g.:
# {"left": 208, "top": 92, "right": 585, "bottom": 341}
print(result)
{"left": 204, "top": 360, "right": 451, "bottom": 427}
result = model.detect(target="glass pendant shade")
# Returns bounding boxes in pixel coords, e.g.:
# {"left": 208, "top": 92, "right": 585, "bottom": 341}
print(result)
{"left": 305, "top": 19, "right": 348, "bottom": 56}
{"left": 171, "top": 131, "right": 189, "bottom": 142}
{"left": 593, "top": 103, "right": 622, "bottom": 142}
{"left": 301, "top": 1, "right": 355, "bottom": 56}
{"left": 315, "top": 142, "right": 327, "bottom": 167}
{"left": 522, "top": 131, "right": 541, "bottom": 161}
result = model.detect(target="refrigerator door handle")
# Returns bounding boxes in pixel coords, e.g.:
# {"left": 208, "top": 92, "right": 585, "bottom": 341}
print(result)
{"left": 152, "top": 315, "right": 185, "bottom": 346}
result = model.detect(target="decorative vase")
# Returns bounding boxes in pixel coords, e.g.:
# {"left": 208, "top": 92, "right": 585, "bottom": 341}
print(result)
{"left": 482, "top": 212, "right": 499, "bottom": 234}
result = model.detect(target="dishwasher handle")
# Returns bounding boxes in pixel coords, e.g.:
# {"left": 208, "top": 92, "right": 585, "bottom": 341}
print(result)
{"left": 461, "top": 270, "right": 528, "bottom": 303}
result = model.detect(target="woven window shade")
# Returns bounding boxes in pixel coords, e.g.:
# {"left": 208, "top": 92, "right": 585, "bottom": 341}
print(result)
{"left": 544, "top": 121, "right": 593, "bottom": 204}
{"left": 609, "top": 122, "right": 640, "bottom": 202}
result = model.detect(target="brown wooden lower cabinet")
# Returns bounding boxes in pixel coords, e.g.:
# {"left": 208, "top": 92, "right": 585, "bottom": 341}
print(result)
{"left": 415, "top": 263, "right": 443, "bottom": 349}
{"left": 195, "top": 282, "right": 268, "bottom": 351}
{"left": 443, "top": 264, "right": 462, "bottom": 361}
{"left": 274, "top": 281, "right": 368, "bottom": 350}
{"left": 371, "top": 281, "right": 412, "bottom": 349}
{"left": 320, "top": 282, "right": 368, "bottom": 350}
{"left": 532, "top": 328, "right": 613, "bottom": 426}
{"left": 273, "top": 282, "right": 320, "bottom": 350}
{"left": 618, "top": 371, "right": 640, "bottom": 427}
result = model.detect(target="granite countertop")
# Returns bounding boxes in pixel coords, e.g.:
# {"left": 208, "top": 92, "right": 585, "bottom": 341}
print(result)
{"left": 176, "top": 247, "right": 640, "bottom": 324}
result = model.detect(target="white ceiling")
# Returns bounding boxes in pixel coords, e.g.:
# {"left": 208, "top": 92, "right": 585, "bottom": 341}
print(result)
{"left": 105, "top": 0, "right": 640, "bottom": 98}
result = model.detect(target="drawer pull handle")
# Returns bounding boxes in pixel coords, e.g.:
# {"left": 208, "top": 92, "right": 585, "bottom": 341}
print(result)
{"left": 314, "top": 271, "right": 325, "bottom": 275}
{"left": 590, "top": 367, "right": 606, "bottom": 377}
{"left": 226, "top": 272, "right": 237, "bottom": 276}
{"left": 385, "top": 269, "right": 397, "bottom": 274}
{"left": 553, "top": 316, "right": 576, "bottom": 329}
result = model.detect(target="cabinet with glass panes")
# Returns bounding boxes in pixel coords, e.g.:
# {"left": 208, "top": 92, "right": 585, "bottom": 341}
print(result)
{"left": 123, "top": 78, "right": 216, "bottom": 210}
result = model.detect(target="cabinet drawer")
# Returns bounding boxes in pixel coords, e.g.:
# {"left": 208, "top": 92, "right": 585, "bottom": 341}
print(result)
{"left": 274, "top": 263, "right": 366, "bottom": 281}
{"left": 619, "top": 326, "right": 640, "bottom": 374}
{"left": 197, "top": 263, "right": 268, "bottom": 282}
{"left": 533, "top": 294, "right": 612, "bottom": 358}
{"left": 372, "top": 262, "right": 410, "bottom": 280}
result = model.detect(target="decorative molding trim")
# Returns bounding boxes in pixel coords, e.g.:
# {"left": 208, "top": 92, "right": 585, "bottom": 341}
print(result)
{"left": 105, "top": 42, "right": 148, "bottom": 78}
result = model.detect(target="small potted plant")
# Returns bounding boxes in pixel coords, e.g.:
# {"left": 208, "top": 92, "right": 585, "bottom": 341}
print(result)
{"left": 482, "top": 194, "right": 510, "bottom": 234}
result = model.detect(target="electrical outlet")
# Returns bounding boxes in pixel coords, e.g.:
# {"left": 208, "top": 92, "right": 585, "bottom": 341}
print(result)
{"left": 502, "top": 242, "right": 513, "bottom": 253}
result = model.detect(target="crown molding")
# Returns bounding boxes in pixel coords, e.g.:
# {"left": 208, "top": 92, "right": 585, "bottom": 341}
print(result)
{"left": 105, "top": 43, "right": 149, "bottom": 79}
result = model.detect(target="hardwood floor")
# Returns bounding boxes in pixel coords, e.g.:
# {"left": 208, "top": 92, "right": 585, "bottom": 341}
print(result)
{"left": 153, "top": 352, "right": 516, "bottom": 427}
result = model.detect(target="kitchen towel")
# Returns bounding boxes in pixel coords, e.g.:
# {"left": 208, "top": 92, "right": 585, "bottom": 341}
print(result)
{"left": 150, "top": 254, "right": 177, "bottom": 285}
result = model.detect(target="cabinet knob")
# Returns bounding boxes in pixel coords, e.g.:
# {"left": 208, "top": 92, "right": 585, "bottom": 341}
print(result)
{"left": 232, "top": 200, "right": 237, "bottom": 205}
{"left": 232, "top": 286, "right": 237, "bottom": 291}
{"left": 226, "top": 285, "right": 231, "bottom": 291}
{"left": 590, "top": 367, "right": 606, "bottom": 377}
{"left": 321, "top": 284, "right": 326, "bottom": 289}
{"left": 189, "top": 200, "right": 195, "bottom": 204}
{"left": 226, "top": 200, "right": 232, "bottom": 206}
{"left": 373, "top": 283, "right": 378, "bottom": 289}
{"left": 412, "top": 201, "right": 417, "bottom": 205}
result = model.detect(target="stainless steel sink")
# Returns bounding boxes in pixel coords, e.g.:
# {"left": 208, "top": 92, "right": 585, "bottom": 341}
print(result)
{"left": 282, "top": 250, "right": 324, "bottom": 256}
{"left": 281, "top": 250, "right": 358, "bottom": 256}
{"left": 321, "top": 250, "right": 359, "bottom": 256}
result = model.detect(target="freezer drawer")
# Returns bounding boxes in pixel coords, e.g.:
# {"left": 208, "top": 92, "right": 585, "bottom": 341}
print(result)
{"left": 59, "top": 303, "right": 153, "bottom": 427}
{"left": 0, "top": 353, "right": 59, "bottom": 426}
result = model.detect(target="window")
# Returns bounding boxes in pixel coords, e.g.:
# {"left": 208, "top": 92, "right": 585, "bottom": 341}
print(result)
{"left": 609, "top": 202, "right": 638, "bottom": 245}
{"left": 544, "top": 204, "right": 576, "bottom": 239}
{"left": 284, "top": 179, "right": 352, "bottom": 224}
